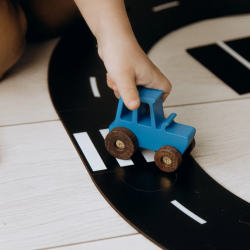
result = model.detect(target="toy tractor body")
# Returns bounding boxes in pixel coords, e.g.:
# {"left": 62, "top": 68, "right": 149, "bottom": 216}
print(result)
{"left": 105, "top": 87, "right": 196, "bottom": 172}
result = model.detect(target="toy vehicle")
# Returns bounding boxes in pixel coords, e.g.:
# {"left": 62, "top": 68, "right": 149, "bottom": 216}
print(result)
{"left": 105, "top": 87, "right": 196, "bottom": 172}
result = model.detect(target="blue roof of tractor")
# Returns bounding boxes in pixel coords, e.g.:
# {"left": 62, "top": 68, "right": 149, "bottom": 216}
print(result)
{"left": 138, "top": 87, "right": 163, "bottom": 104}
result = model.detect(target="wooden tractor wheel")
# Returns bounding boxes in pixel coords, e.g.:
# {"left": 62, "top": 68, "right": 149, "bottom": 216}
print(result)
{"left": 155, "top": 146, "right": 182, "bottom": 172}
{"left": 105, "top": 127, "right": 138, "bottom": 160}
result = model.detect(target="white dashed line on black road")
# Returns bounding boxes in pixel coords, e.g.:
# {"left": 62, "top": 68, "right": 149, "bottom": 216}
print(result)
{"left": 171, "top": 200, "right": 207, "bottom": 224}
{"left": 90, "top": 77, "right": 101, "bottom": 97}
{"left": 152, "top": 1, "right": 180, "bottom": 12}
{"left": 74, "top": 132, "right": 107, "bottom": 171}
{"left": 216, "top": 41, "right": 250, "bottom": 70}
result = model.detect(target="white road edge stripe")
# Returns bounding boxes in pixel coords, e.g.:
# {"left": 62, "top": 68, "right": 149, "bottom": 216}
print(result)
{"left": 73, "top": 132, "right": 107, "bottom": 171}
{"left": 152, "top": 1, "right": 180, "bottom": 12}
{"left": 99, "top": 129, "right": 134, "bottom": 167}
{"left": 89, "top": 77, "right": 101, "bottom": 97}
{"left": 140, "top": 148, "right": 155, "bottom": 162}
{"left": 171, "top": 200, "right": 207, "bottom": 224}
{"left": 216, "top": 41, "right": 250, "bottom": 70}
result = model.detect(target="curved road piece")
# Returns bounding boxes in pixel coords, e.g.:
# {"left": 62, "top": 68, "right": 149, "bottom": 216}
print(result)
{"left": 48, "top": 1, "right": 250, "bottom": 249}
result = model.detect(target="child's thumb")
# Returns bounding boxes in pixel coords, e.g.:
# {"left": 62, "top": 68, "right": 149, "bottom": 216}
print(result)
{"left": 116, "top": 74, "right": 140, "bottom": 110}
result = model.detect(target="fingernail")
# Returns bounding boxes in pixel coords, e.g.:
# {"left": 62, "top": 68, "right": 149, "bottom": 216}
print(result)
{"left": 128, "top": 99, "right": 139, "bottom": 110}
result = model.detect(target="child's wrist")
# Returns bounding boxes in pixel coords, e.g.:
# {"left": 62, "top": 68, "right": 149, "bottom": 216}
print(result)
{"left": 97, "top": 27, "right": 139, "bottom": 60}
{"left": 97, "top": 26, "right": 135, "bottom": 46}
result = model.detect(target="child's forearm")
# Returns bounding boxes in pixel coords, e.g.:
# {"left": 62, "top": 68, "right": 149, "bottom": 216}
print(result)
{"left": 74, "top": 0, "right": 134, "bottom": 45}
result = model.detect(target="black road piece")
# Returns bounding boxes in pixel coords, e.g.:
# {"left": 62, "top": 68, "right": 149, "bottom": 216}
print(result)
{"left": 48, "top": 1, "right": 250, "bottom": 249}
{"left": 187, "top": 37, "right": 250, "bottom": 95}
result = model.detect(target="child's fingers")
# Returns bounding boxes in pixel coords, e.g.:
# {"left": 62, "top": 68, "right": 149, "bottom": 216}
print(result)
{"left": 158, "top": 75, "right": 172, "bottom": 102}
{"left": 115, "top": 74, "right": 140, "bottom": 110}
{"left": 106, "top": 73, "right": 121, "bottom": 99}
{"left": 106, "top": 73, "right": 119, "bottom": 92}
{"left": 148, "top": 70, "right": 172, "bottom": 103}
{"left": 107, "top": 69, "right": 171, "bottom": 106}
{"left": 160, "top": 77, "right": 172, "bottom": 102}
{"left": 114, "top": 90, "right": 120, "bottom": 99}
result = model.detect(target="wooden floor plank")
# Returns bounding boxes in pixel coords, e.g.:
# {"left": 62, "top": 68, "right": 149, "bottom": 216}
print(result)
{"left": 43, "top": 234, "right": 160, "bottom": 250}
{"left": 0, "top": 121, "right": 136, "bottom": 250}
{"left": 147, "top": 15, "right": 250, "bottom": 107}
{"left": 0, "top": 39, "right": 59, "bottom": 127}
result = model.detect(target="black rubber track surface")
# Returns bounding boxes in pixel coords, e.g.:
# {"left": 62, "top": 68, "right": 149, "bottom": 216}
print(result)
{"left": 48, "top": 1, "right": 250, "bottom": 249}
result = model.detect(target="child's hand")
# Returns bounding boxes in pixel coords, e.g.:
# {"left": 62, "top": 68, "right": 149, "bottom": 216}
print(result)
{"left": 74, "top": 0, "right": 171, "bottom": 110}
{"left": 98, "top": 31, "right": 172, "bottom": 110}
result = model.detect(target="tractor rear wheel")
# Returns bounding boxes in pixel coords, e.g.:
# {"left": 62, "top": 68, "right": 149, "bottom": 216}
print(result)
{"left": 105, "top": 127, "right": 138, "bottom": 160}
{"left": 155, "top": 146, "right": 182, "bottom": 172}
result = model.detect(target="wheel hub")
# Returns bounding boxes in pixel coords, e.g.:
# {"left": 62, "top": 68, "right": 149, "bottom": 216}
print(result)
{"left": 115, "top": 140, "right": 125, "bottom": 150}
{"left": 162, "top": 156, "right": 172, "bottom": 165}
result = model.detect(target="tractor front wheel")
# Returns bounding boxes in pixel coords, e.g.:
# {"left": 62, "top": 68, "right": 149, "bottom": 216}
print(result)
{"left": 105, "top": 127, "right": 138, "bottom": 160}
{"left": 155, "top": 146, "right": 182, "bottom": 172}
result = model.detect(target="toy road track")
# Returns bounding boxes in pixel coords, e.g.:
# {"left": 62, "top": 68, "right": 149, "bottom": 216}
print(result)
{"left": 48, "top": 1, "right": 250, "bottom": 249}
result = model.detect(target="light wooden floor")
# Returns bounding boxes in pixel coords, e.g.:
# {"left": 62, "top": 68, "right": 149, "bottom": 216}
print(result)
{"left": 0, "top": 15, "right": 249, "bottom": 250}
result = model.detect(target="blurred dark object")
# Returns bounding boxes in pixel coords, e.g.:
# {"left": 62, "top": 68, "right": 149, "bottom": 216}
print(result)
{"left": 19, "top": 0, "right": 82, "bottom": 41}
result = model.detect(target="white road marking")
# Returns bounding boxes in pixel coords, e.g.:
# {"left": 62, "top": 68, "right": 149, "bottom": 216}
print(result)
{"left": 216, "top": 41, "right": 250, "bottom": 70}
{"left": 152, "top": 1, "right": 180, "bottom": 12}
{"left": 89, "top": 77, "right": 101, "bottom": 97}
{"left": 171, "top": 200, "right": 207, "bottom": 224}
{"left": 140, "top": 148, "right": 155, "bottom": 162}
{"left": 99, "top": 129, "right": 134, "bottom": 167}
{"left": 73, "top": 132, "right": 107, "bottom": 171}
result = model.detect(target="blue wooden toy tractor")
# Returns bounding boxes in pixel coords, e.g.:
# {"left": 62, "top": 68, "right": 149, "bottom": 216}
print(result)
{"left": 105, "top": 87, "right": 196, "bottom": 172}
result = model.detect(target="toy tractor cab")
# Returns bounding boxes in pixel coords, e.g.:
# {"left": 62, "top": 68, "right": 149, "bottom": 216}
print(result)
{"left": 105, "top": 87, "right": 196, "bottom": 172}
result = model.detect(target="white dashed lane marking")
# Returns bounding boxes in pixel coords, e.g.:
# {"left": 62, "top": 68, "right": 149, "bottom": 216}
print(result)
{"left": 89, "top": 77, "right": 101, "bottom": 97}
{"left": 99, "top": 129, "right": 134, "bottom": 167}
{"left": 171, "top": 200, "right": 207, "bottom": 224}
{"left": 152, "top": 1, "right": 180, "bottom": 12}
{"left": 74, "top": 128, "right": 156, "bottom": 171}
{"left": 216, "top": 41, "right": 250, "bottom": 70}
{"left": 140, "top": 148, "right": 155, "bottom": 162}
{"left": 73, "top": 132, "right": 107, "bottom": 171}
